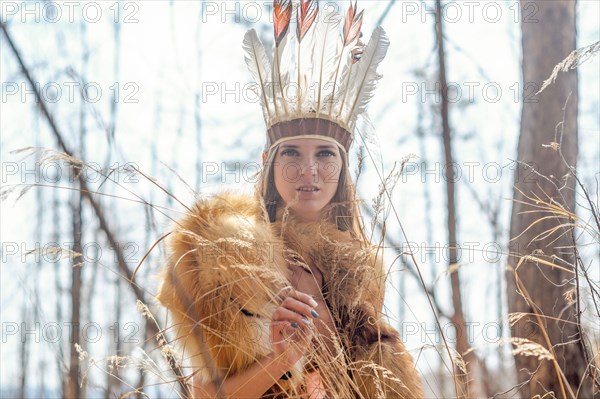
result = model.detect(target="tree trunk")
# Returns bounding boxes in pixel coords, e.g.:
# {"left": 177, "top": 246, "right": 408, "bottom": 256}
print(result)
{"left": 18, "top": 300, "right": 28, "bottom": 399}
{"left": 66, "top": 183, "right": 83, "bottom": 398}
{"left": 52, "top": 186, "right": 67, "bottom": 398}
{"left": 435, "top": 1, "right": 483, "bottom": 397}
{"left": 67, "top": 21, "right": 89, "bottom": 397}
{"left": 507, "top": 1, "right": 592, "bottom": 397}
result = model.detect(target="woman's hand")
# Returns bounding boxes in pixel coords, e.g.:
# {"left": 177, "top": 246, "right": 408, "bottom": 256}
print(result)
{"left": 305, "top": 371, "right": 329, "bottom": 399}
{"left": 270, "top": 290, "right": 320, "bottom": 368}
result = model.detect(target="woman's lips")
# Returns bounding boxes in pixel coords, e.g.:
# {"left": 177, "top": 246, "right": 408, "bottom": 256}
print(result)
{"left": 297, "top": 186, "right": 320, "bottom": 192}
{"left": 296, "top": 186, "right": 320, "bottom": 198}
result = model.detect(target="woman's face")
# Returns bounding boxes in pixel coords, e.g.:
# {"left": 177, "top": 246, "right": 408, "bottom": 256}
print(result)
{"left": 273, "top": 138, "right": 343, "bottom": 221}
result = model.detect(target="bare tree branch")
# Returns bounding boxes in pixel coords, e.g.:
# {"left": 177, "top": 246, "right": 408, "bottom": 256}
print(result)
{"left": 0, "top": 21, "right": 191, "bottom": 398}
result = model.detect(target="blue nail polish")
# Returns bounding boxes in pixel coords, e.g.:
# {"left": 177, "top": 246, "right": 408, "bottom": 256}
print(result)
{"left": 311, "top": 309, "right": 319, "bottom": 318}
{"left": 290, "top": 321, "right": 299, "bottom": 328}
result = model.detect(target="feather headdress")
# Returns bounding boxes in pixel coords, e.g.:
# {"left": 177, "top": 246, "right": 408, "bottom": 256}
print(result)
{"left": 243, "top": 0, "right": 389, "bottom": 153}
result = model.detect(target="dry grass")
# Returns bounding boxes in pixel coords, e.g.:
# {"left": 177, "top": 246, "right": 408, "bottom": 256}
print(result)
{"left": 3, "top": 135, "right": 598, "bottom": 398}
{"left": 507, "top": 164, "right": 600, "bottom": 397}
{"left": 538, "top": 40, "right": 600, "bottom": 94}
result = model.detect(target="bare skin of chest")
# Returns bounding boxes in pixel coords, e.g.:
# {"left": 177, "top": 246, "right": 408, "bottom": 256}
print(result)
{"left": 288, "top": 264, "right": 334, "bottom": 399}
{"left": 288, "top": 264, "right": 336, "bottom": 345}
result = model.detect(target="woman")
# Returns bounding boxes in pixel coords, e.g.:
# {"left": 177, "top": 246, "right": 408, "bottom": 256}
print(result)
{"left": 157, "top": 2, "right": 423, "bottom": 397}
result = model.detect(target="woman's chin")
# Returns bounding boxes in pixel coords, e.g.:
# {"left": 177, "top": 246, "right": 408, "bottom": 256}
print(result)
{"left": 290, "top": 203, "right": 326, "bottom": 221}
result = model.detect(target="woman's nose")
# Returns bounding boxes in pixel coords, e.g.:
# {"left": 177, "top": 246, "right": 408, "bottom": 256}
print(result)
{"left": 300, "top": 159, "right": 319, "bottom": 176}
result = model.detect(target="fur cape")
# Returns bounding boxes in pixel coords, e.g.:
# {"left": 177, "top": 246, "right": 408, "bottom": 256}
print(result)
{"left": 157, "top": 192, "right": 423, "bottom": 398}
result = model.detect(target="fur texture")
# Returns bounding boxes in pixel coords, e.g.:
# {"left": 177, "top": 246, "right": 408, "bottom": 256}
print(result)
{"left": 157, "top": 192, "right": 423, "bottom": 398}
{"left": 272, "top": 210, "right": 424, "bottom": 398}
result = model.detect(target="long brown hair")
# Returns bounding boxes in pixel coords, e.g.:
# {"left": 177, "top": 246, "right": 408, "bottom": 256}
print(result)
{"left": 256, "top": 143, "right": 368, "bottom": 244}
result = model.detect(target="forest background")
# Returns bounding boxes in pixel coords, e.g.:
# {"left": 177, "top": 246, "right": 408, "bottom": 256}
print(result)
{"left": 1, "top": 0, "right": 599, "bottom": 398}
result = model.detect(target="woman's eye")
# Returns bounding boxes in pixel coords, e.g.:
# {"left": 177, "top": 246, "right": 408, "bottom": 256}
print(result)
{"left": 281, "top": 149, "right": 299, "bottom": 156}
{"left": 318, "top": 150, "right": 336, "bottom": 157}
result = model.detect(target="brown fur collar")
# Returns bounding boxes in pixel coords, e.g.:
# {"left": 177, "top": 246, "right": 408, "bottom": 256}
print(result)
{"left": 157, "top": 192, "right": 422, "bottom": 398}
{"left": 271, "top": 210, "right": 388, "bottom": 341}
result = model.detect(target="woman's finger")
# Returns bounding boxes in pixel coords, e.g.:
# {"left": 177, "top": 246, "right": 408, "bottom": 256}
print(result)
{"left": 272, "top": 306, "right": 314, "bottom": 328}
{"left": 285, "top": 289, "right": 319, "bottom": 309}
{"left": 280, "top": 296, "right": 319, "bottom": 321}
{"left": 271, "top": 320, "right": 314, "bottom": 348}
{"left": 270, "top": 321, "right": 295, "bottom": 341}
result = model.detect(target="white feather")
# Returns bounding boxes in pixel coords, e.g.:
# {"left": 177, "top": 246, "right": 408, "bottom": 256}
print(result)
{"left": 325, "top": 36, "right": 359, "bottom": 118}
{"left": 337, "top": 26, "right": 390, "bottom": 124}
{"left": 295, "top": 6, "right": 319, "bottom": 114}
{"left": 310, "top": 9, "right": 342, "bottom": 115}
{"left": 243, "top": 29, "right": 273, "bottom": 122}
{"left": 273, "top": 31, "right": 295, "bottom": 121}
